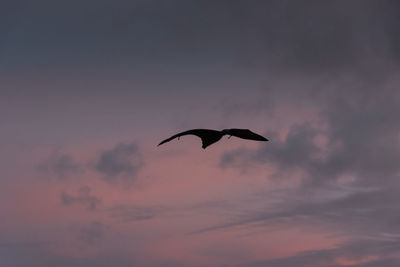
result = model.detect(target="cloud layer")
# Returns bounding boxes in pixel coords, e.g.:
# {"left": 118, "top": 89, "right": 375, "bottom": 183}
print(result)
{"left": 2, "top": 1, "right": 400, "bottom": 266}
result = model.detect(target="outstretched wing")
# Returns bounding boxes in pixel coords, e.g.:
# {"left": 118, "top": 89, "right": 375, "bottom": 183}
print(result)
{"left": 228, "top": 129, "right": 268, "bottom": 141}
{"left": 158, "top": 129, "right": 223, "bottom": 148}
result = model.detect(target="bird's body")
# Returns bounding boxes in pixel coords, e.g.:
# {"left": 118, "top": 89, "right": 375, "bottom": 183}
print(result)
{"left": 158, "top": 128, "right": 268, "bottom": 149}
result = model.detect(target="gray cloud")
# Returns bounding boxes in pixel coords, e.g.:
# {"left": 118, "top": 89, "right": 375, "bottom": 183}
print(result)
{"left": 3, "top": 1, "right": 400, "bottom": 73}
{"left": 77, "top": 221, "right": 105, "bottom": 245}
{"left": 95, "top": 143, "right": 143, "bottom": 183}
{"left": 214, "top": 66, "right": 400, "bottom": 266}
{"left": 220, "top": 124, "right": 321, "bottom": 172}
{"left": 0, "top": 240, "right": 135, "bottom": 267}
{"left": 216, "top": 70, "right": 400, "bottom": 223}
{"left": 61, "top": 186, "right": 101, "bottom": 211}
{"left": 37, "top": 151, "right": 82, "bottom": 179}
{"left": 221, "top": 71, "right": 400, "bottom": 186}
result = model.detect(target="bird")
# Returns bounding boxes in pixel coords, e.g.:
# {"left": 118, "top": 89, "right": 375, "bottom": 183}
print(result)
{"left": 158, "top": 128, "right": 268, "bottom": 149}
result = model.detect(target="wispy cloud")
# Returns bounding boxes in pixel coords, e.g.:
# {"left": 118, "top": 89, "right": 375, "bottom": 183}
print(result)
{"left": 37, "top": 151, "right": 82, "bottom": 179}
{"left": 61, "top": 186, "right": 101, "bottom": 211}
{"left": 235, "top": 238, "right": 400, "bottom": 267}
{"left": 108, "top": 204, "right": 165, "bottom": 222}
{"left": 77, "top": 221, "right": 105, "bottom": 245}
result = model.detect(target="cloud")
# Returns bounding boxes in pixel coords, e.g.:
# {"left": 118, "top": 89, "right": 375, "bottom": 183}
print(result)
{"left": 211, "top": 72, "right": 400, "bottom": 267}
{"left": 61, "top": 186, "right": 101, "bottom": 211}
{"left": 0, "top": 235, "right": 187, "bottom": 267}
{"left": 235, "top": 238, "right": 400, "bottom": 267}
{"left": 0, "top": 240, "right": 135, "bottom": 267}
{"left": 221, "top": 71, "right": 400, "bottom": 186}
{"left": 214, "top": 71, "right": 400, "bottom": 263}
{"left": 220, "top": 124, "right": 321, "bottom": 172}
{"left": 3, "top": 2, "right": 400, "bottom": 266}
{"left": 194, "top": 183, "right": 400, "bottom": 236}
{"left": 77, "top": 221, "right": 105, "bottom": 245}
{"left": 4, "top": 1, "right": 400, "bottom": 73}
{"left": 95, "top": 143, "right": 143, "bottom": 183}
{"left": 37, "top": 151, "right": 82, "bottom": 179}
{"left": 108, "top": 204, "right": 164, "bottom": 222}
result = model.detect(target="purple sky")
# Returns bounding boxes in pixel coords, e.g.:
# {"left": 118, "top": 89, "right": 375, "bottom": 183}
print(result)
{"left": 2, "top": 1, "right": 400, "bottom": 266}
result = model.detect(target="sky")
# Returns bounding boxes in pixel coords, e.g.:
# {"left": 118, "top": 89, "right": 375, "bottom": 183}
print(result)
{"left": 1, "top": 1, "right": 400, "bottom": 266}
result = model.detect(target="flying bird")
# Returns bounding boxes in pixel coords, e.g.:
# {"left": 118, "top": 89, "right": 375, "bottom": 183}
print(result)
{"left": 158, "top": 129, "right": 268, "bottom": 149}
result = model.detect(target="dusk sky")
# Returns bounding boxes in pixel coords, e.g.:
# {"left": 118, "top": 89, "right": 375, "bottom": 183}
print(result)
{"left": 2, "top": 1, "right": 400, "bottom": 266}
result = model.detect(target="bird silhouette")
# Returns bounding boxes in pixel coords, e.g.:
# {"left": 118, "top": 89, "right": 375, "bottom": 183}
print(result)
{"left": 158, "top": 129, "right": 268, "bottom": 149}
